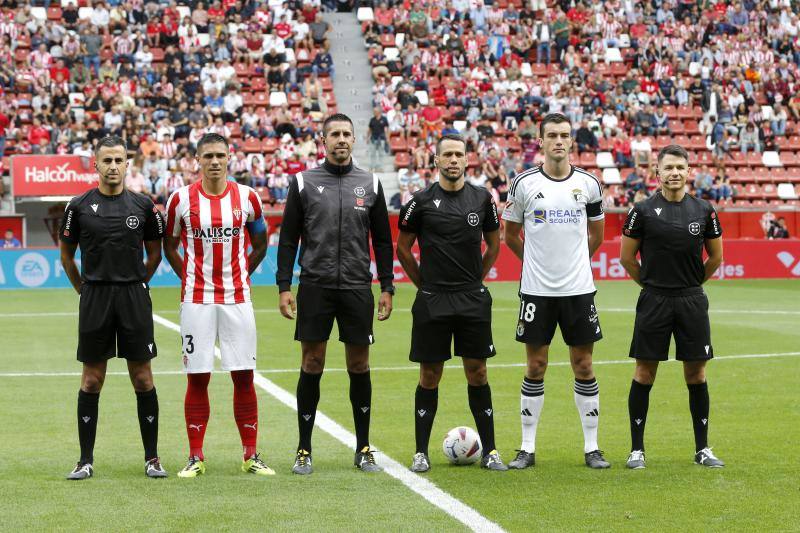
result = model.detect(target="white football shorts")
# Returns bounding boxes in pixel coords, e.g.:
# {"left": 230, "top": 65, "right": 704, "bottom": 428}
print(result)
{"left": 179, "top": 302, "right": 257, "bottom": 373}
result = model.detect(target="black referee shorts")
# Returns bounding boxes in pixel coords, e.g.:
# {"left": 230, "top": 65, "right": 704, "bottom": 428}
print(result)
{"left": 77, "top": 282, "right": 157, "bottom": 363}
{"left": 515, "top": 292, "right": 603, "bottom": 347}
{"left": 295, "top": 284, "right": 375, "bottom": 345}
{"left": 629, "top": 288, "right": 713, "bottom": 362}
{"left": 409, "top": 287, "right": 496, "bottom": 363}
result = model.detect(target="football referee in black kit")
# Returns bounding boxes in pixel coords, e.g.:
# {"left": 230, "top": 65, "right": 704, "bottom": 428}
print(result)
{"left": 620, "top": 144, "right": 725, "bottom": 470}
{"left": 397, "top": 134, "right": 507, "bottom": 472}
{"left": 59, "top": 136, "right": 167, "bottom": 480}
{"left": 277, "top": 114, "right": 395, "bottom": 475}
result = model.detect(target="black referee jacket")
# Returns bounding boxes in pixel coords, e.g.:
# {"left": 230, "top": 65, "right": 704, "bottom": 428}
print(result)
{"left": 276, "top": 160, "right": 393, "bottom": 292}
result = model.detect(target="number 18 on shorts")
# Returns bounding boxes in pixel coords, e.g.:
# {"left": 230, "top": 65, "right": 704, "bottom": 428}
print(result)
{"left": 180, "top": 302, "right": 258, "bottom": 373}
{"left": 515, "top": 293, "right": 603, "bottom": 346}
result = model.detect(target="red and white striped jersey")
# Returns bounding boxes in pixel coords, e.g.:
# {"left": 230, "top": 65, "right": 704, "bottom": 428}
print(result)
{"left": 165, "top": 180, "right": 263, "bottom": 304}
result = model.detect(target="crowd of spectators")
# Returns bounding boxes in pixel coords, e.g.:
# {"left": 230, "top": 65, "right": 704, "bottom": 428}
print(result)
{"left": 362, "top": 0, "right": 800, "bottom": 209}
{"left": 0, "top": 0, "right": 342, "bottom": 208}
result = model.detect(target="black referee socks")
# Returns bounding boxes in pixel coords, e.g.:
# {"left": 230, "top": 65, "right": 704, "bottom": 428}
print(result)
{"left": 468, "top": 384, "right": 496, "bottom": 455}
{"left": 135, "top": 388, "right": 159, "bottom": 461}
{"left": 77, "top": 390, "right": 99, "bottom": 464}
{"left": 348, "top": 370, "right": 372, "bottom": 450}
{"left": 628, "top": 380, "right": 653, "bottom": 452}
{"left": 296, "top": 370, "right": 322, "bottom": 452}
{"left": 687, "top": 382, "right": 710, "bottom": 452}
{"left": 414, "top": 385, "right": 439, "bottom": 455}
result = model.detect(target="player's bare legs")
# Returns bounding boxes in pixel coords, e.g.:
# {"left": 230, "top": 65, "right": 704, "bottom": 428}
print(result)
{"left": 81, "top": 360, "right": 107, "bottom": 393}
{"left": 525, "top": 343, "right": 549, "bottom": 379}
{"left": 127, "top": 360, "right": 154, "bottom": 391}
{"left": 345, "top": 343, "right": 379, "bottom": 471}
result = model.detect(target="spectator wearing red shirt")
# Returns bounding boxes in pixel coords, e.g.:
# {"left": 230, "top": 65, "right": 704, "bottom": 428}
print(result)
{"left": 285, "top": 153, "right": 306, "bottom": 176}
{"left": 374, "top": 2, "right": 395, "bottom": 33}
{"left": 28, "top": 117, "right": 51, "bottom": 148}
{"left": 49, "top": 59, "right": 71, "bottom": 84}
{"left": 275, "top": 16, "right": 292, "bottom": 41}
{"left": 420, "top": 104, "right": 443, "bottom": 142}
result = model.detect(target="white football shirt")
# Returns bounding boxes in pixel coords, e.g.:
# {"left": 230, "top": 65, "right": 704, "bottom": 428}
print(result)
{"left": 502, "top": 165, "right": 604, "bottom": 296}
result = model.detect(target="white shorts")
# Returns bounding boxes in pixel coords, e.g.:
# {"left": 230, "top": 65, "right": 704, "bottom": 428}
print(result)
{"left": 180, "top": 302, "right": 257, "bottom": 373}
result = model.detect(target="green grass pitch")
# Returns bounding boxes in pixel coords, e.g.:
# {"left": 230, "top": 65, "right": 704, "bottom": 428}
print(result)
{"left": 0, "top": 280, "right": 797, "bottom": 531}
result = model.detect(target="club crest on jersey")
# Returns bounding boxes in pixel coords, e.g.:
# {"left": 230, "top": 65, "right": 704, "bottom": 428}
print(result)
{"left": 354, "top": 186, "right": 366, "bottom": 198}
{"left": 467, "top": 212, "right": 479, "bottom": 226}
{"left": 232, "top": 208, "right": 242, "bottom": 221}
{"left": 572, "top": 188, "right": 588, "bottom": 204}
{"left": 688, "top": 222, "right": 701, "bottom": 235}
{"left": 126, "top": 216, "right": 140, "bottom": 229}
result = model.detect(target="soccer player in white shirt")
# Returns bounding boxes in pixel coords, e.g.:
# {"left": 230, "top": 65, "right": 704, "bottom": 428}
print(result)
{"left": 502, "top": 113, "right": 611, "bottom": 470}
{"left": 164, "top": 133, "right": 274, "bottom": 478}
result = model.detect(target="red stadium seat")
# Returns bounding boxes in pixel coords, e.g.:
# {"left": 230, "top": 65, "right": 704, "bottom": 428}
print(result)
{"left": 262, "top": 138, "right": 278, "bottom": 153}
{"left": 394, "top": 152, "right": 411, "bottom": 169}
{"left": 47, "top": 7, "right": 62, "bottom": 19}
{"left": 389, "top": 136, "right": 408, "bottom": 153}
{"left": 150, "top": 48, "right": 165, "bottom": 62}
{"left": 242, "top": 138, "right": 262, "bottom": 153}
{"left": 467, "top": 152, "right": 480, "bottom": 168}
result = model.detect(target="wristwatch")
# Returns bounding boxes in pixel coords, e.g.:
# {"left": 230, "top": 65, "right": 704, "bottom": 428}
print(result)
{"left": 382, "top": 285, "right": 396, "bottom": 295}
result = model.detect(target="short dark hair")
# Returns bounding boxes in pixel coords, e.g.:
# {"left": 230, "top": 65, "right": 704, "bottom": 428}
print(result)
{"left": 539, "top": 113, "right": 572, "bottom": 137}
{"left": 436, "top": 134, "right": 467, "bottom": 154}
{"left": 322, "top": 113, "right": 354, "bottom": 135}
{"left": 657, "top": 144, "right": 689, "bottom": 164}
{"left": 196, "top": 133, "right": 229, "bottom": 154}
{"left": 94, "top": 135, "right": 127, "bottom": 156}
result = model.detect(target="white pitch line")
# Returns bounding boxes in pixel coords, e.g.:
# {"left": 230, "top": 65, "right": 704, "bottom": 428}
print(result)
{"left": 151, "top": 313, "right": 505, "bottom": 533}
{"left": 1, "top": 307, "right": 799, "bottom": 318}
{"left": 3, "top": 351, "right": 800, "bottom": 378}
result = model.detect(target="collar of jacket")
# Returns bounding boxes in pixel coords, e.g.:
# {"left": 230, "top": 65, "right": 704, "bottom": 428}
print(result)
{"left": 323, "top": 159, "right": 353, "bottom": 175}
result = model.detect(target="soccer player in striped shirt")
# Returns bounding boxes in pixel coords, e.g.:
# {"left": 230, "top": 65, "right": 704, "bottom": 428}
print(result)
{"left": 164, "top": 133, "right": 273, "bottom": 477}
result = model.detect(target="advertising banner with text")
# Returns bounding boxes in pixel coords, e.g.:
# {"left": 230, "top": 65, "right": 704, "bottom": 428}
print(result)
{"left": 11, "top": 155, "right": 98, "bottom": 197}
{"left": 1, "top": 240, "right": 799, "bottom": 290}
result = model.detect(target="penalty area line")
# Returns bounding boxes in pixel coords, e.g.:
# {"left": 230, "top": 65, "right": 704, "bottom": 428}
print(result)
{"left": 150, "top": 313, "right": 506, "bottom": 533}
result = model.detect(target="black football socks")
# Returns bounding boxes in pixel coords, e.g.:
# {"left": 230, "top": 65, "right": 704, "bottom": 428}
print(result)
{"left": 468, "top": 383, "right": 496, "bottom": 455}
{"left": 296, "top": 369, "right": 322, "bottom": 452}
{"left": 414, "top": 385, "right": 438, "bottom": 455}
{"left": 136, "top": 387, "right": 159, "bottom": 461}
{"left": 77, "top": 390, "right": 99, "bottom": 464}
{"left": 349, "top": 370, "right": 372, "bottom": 450}
{"left": 628, "top": 379, "right": 653, "bottom": 452}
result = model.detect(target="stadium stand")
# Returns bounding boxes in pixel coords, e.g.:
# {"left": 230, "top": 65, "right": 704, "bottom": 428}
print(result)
{"left": 0, "top": 0, "right": 339, "bottom": 211}
{"left": 360, "top": 0, "right": 800, "bottom": 209}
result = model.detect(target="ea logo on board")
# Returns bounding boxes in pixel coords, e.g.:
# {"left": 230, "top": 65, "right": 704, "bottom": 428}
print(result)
{"left": 15, "top": 252, "right": 50, "bottom": 287}
{"left": 126, "top": 216, "right": 140, "bottom": 229}
{"left": 467, "top": 213, "right": 480, "bottom": 226}
{"left": 688, "top": 222, "right": 701, "bottom": 235}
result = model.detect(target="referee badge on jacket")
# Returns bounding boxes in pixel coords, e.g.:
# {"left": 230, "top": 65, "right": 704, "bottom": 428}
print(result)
{"left": 467, "top": 212, "right": 480, "bottom": 226}
{"left": 688, "top": 222, "right": 701, "bottom": 235}
{"left": 126, "top": 216, "right": 140, "bottom": 229}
